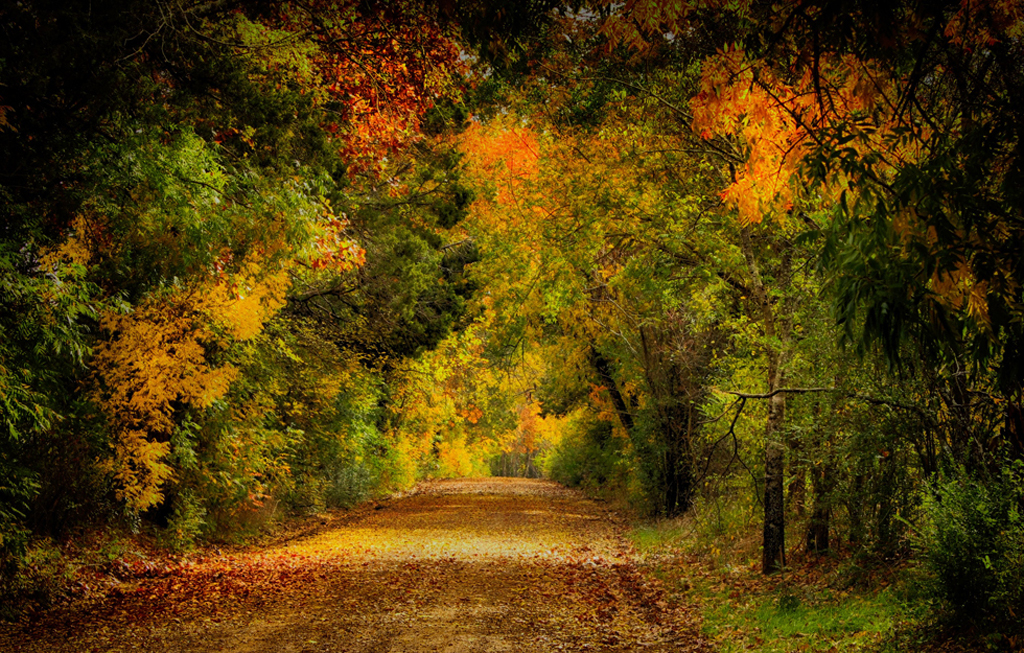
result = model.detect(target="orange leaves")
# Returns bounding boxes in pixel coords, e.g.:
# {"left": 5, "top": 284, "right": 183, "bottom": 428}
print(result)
{"left": 691, "top": 46, "right": 815, "bottom": 223}
{"left": 595, "top": 0, "right": 742, "bottom": 57}
{"left": 692, "top": 43, "right": 910, "bottom": 223}
{"left": 0, "top": 98, "right": 12, "bottom": 132}
{"left": 944, "top": 0, "right": 1024, "bottom": 49}
{"left": 459, "top": 118, "right": 541, "bottom": 212}
{"left": 268, "top": 0, "right": 464, "bottom": 175}
{"left": 307, "top": 216, "right": 366, "bottom": 272}
{"left": 459, "top": 404, "right": 484, "bottom": 424}
{"left": 930, "top": 261, "right": 993, "bottom": 330}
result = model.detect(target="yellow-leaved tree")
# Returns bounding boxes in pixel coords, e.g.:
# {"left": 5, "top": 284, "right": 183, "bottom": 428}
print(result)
{"left": 91, "top": 295, "right": 237, "bottom": 511}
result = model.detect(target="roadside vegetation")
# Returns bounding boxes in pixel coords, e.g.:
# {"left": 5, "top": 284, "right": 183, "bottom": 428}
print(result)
{"left": 2, "top": 2, "right": 1023, "bottom": 651}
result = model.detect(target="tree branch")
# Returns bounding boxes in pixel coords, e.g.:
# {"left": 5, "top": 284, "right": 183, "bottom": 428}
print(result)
{"left": 723, "top": 387, "right": 835, "bottom": 399}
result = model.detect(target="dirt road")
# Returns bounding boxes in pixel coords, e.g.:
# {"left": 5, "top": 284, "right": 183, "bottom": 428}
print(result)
{"left": 1, "top": 478, "right": 711, "bottom": 652}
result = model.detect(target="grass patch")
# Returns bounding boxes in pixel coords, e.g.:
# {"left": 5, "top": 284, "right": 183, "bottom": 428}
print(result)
{"left": 697, "top": 578, "right": 903, "bottom": 652}
{"left": 629, "top": 511, "right": 924, "bottom": 653}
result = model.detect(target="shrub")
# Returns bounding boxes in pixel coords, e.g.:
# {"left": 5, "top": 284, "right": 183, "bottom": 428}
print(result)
{"left": 0, "top": 539, "right": 73, "bottom": 620}
{"left": 919, "top": 462, "right": 1024, "bottom": 632}
{"left": 324, "top": 463, "right": 376, "bottom": 509}
{"left": 546, "top": 420, "right": 623, "bottom": 492}
{"left": 158, "top": 489, "right": 208, "bottom": 552}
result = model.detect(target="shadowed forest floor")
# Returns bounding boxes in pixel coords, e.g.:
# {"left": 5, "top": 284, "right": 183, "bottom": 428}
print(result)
{"left": 0, "top": 479, "right": 712, "bottom": 653}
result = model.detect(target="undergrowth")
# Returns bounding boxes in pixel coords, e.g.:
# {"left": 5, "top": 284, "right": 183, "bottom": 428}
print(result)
{"left": 628, "top": 503, "right": 993, "bottom": 653}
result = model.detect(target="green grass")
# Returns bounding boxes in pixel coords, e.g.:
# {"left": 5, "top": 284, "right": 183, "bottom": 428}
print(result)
{"left": 697, "top": 579, "right": 904, "bottom": 652}
{"left": 630, "top": 521, "right": 692, "bottom": 552}
{"left": 629, "top": 515, "right": 919, "bottom": 653}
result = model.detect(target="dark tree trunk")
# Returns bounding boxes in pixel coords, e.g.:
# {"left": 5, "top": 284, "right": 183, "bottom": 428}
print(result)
{"left": 848, "top": 473, "right": 865, "bottom": 547}
{"left": 637, "top": 326, "right": 706, "bottom": 518}
{"left": 875, "top": 454, "right": 898, "bottom": 557}
{"left": 591, "top": 347, "right": 633, "bottom": 432}
{"left": 806, "top": 461, "right": 834, "bottom": 554}
{"left": 806, "top": 504, "right": 830, "bottom": 554}
{"left": 663, "top": 408, "right": 695, "bottom": 516}
{"left": 762, "top": 391, "right": 787, "bottom": 573}
{"left": 665, "top": 447, "right": 679, "bottom": 515}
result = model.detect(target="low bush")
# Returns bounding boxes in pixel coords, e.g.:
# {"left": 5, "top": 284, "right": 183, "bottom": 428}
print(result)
{"left": 919, "top": 461, "right": 1024, "bottom": 634}
{"left": 545, "top": 419, "right": 626, "bottom": 497}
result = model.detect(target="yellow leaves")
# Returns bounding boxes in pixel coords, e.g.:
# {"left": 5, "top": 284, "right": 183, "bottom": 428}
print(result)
{"left": 92, "top": 294, "right": 240, "bottom": 511}
{"left": 38, "top": 214, "right": 97, "bottom": 270}
{"left": 590, "top": 384, "right": 621, "bottom": 429}
{"left": 435, "top": 434, "right": 478, "bottom": 478}
{"left": 100, "top": 431, "right": 173, "bottom": 511}
{"left": 198, "top": 253, "right": 290, "bottom": 342}
{"left": 387, "top": 318, "right": 516, "bottom": 477}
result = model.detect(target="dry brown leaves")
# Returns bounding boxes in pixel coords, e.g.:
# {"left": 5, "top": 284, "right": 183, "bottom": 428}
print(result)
{"left": 0, "top": 478, "right": 713, "bottom": 653}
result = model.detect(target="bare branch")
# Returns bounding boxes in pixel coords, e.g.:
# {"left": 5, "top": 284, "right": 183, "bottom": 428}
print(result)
{"left": 723, "top": 387, "right": 835, "bottom": 400}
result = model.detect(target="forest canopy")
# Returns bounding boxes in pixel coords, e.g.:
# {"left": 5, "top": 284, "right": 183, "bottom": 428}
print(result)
{"left": 1, "top": 0, "right": 1022, "bottom": 640}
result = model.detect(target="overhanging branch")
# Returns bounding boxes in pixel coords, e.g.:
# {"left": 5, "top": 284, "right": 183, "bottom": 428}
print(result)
{"left": 724, "top": 387, "right": 835, "bottom": 399}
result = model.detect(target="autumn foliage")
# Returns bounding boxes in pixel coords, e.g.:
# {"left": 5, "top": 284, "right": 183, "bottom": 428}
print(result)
{"left": 3, "top": 1, "right": 1024, "bottom": 644}
{"left": 0, "top": 0, "right": 472, "bottom": 587}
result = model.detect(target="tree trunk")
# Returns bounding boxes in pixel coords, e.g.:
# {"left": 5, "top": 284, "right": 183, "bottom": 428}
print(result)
{"left": 740, "top": 226, "right": 793, "bottom": 575}
{"left": 591, "top": 346, "right": 634, "bottom": 432}
{"left": 806, "top": 461, "right": 833, "bottom": 554}
{"left": 665, "top": 446, "right": 679, "bottom": 516}
{"left": 663, "top": 409, "right": 695, "bottom": 516}
{"left": 875, "top": 454, "right": 897, "bottom": 557}
{"left": 637, "top": 326, "right": 702, "bottom": 517}
{"left": 762, "top": 390, "right": 787, "bottom": 573}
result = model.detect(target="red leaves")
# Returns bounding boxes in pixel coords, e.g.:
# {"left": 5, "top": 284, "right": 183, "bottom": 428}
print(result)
{"left": 308, "top": 215, "right": 366, "bottom": 272}
{"left": 261, "top": 0, "right": 463, "bottom": 176}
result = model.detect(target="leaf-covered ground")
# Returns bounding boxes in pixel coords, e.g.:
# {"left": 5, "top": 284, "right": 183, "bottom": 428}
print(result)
{"left": 0, "top": 479, "right": 713, "bottom": 652}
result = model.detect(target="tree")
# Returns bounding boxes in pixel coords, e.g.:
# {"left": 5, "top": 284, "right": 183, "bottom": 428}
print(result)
{"left": 0, "top": 0, "right": 468, "bottom": 561}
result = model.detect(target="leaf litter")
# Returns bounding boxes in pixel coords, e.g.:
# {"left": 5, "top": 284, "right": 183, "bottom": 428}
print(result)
{"left": 0, "top": 478, "right": 713, "bottom": 652}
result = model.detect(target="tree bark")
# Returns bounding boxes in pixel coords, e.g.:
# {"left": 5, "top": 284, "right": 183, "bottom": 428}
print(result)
{"left": 806, "top": 460, "right": 834, "bottom": 554}
{"left": 591, "top": 346, "right": 634, "bottom": 432}
{"left": 662, "top": 402, "right": 696, "bottom": 516}
{"left": 638, "top": 325, "right": 704, "bottom": 517}
{"left": 740, "top": 225, "right": 793, "bottom": 574}
{"left": 762, "top": 391, "right": 787, "bottom": 573}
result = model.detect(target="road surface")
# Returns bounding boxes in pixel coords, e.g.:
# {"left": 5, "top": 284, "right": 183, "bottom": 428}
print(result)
{"left": 1, "top": 478, "right": 711, "bottom": 653}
